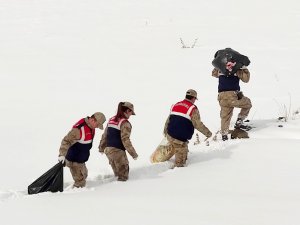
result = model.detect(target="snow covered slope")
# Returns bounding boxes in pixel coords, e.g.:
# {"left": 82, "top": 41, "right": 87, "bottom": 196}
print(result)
{"left": 0, "top": 0, "right": 300, "bottom": 225}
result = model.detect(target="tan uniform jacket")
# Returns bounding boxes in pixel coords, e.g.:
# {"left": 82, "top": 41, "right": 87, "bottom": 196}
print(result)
{"left": 99, "top": 120, "right": 138, "bottom": 159}
{"left": 59, "top": 118, "right": 92, "bottom": 157}
{"left": 163, "top": 107, "right": 212, "bottom": 141}
{"left": 212, "top": 68, "right": 250, "bottom": 83}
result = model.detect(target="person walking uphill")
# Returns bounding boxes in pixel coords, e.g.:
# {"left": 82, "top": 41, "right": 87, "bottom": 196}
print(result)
{"left": 212, "top": 66, "right": 252, "bottom": 141}
{"left": 99, "top": 102, "right": 138, "bottom": 181}
{"left": 164, "top": 89, "right": 212, "bottom": 167}
{"left": 58, "top": 112, "right": 106, "bottom": 188}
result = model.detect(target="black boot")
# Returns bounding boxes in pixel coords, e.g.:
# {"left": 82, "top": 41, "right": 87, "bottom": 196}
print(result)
{"left": 234, "top": 118, "right": 243, "bottom": 129}
{"left": 234, "top": 118, "right": 252, "bottom": 131}
{"left": 222, "top": 135, "right": 228, "bottom": 141}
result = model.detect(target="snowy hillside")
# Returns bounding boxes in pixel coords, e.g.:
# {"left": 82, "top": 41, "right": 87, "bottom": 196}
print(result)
{"left": 1, "top": 0, "right": 300, "bottom": 225}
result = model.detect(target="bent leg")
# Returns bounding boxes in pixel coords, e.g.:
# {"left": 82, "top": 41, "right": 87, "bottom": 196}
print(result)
{"left": 234, "top": 96, "right": 252, "bottom": 120}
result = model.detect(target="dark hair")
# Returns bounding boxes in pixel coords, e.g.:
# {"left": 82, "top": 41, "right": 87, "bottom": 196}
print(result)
{"left": 114, "top": 102, "right": 129, "bottom": 121}
{"left": 185, "top": 95, "right": 194, "bottom": 100}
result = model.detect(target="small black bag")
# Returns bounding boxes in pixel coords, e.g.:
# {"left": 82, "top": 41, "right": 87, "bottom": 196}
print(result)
{"left": 28, "top": 162, "right": 64, "bottom": 195}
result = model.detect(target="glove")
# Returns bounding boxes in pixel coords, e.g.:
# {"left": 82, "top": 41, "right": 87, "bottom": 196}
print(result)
{"left": 58, "top": 155, "right": 65, "bottom": 164}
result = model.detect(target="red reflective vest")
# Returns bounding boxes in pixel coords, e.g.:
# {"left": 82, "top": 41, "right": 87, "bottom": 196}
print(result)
{"left": 73, "top": 118, "right": 95, "bottom": 144}
{"left": 66, "top": 118, "right": 95, "bottom": 163}
{"left": 167, "top": 100, "right": 196, "bottom": 141}
{"left": 170, "top": 99, "right": 196, "bottom": 120}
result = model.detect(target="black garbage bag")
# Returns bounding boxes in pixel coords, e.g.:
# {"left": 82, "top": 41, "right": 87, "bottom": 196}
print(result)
{"left": 212, "top": 48, "right": 250, "bottom": 76}
{"left": 28, "top": 162, "right": 64, "bottom": 195}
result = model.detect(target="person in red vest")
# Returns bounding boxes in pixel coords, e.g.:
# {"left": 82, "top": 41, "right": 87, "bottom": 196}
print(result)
{"left": 99, "top": 102, "right": 138, "bottom": 181}
{"left": 164, "top": 89, "right": 212, "bottom": 167}
{"left": 58, "top": 112, "right": 106, "bottom": 188}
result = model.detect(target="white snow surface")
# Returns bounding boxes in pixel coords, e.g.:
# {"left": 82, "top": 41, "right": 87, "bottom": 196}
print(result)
{"left": 1, "top": 0, "right": 300, "bottom": 224}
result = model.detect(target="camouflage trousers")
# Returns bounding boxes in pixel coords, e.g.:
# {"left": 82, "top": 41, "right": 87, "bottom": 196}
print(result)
{"left": 167, "top": 135, "right": 188, "bottom": 167}
{"left": 104, "top": 147, "right": 129, "bottom": 181}
{"left": 66, "top": 160, "right": 88, "bottom": 188}
{"left": 218, "top": 91, "right": 252, "bottom": 135}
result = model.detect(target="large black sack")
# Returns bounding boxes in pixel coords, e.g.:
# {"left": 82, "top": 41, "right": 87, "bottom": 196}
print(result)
{"left": 212, "top": 48, "right": 250, "bottom": 76}
{"left": 28, "top": 162, "right": 64, "bottom": 195}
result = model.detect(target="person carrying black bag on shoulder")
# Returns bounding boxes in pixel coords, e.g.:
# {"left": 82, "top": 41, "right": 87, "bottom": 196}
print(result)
{"left": 212, "top": 64, "right": 252, "bottom": 141}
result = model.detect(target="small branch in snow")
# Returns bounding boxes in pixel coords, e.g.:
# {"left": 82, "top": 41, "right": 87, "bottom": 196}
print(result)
{"left": 180, "top": 38, "right": 198, "bottom": 48}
